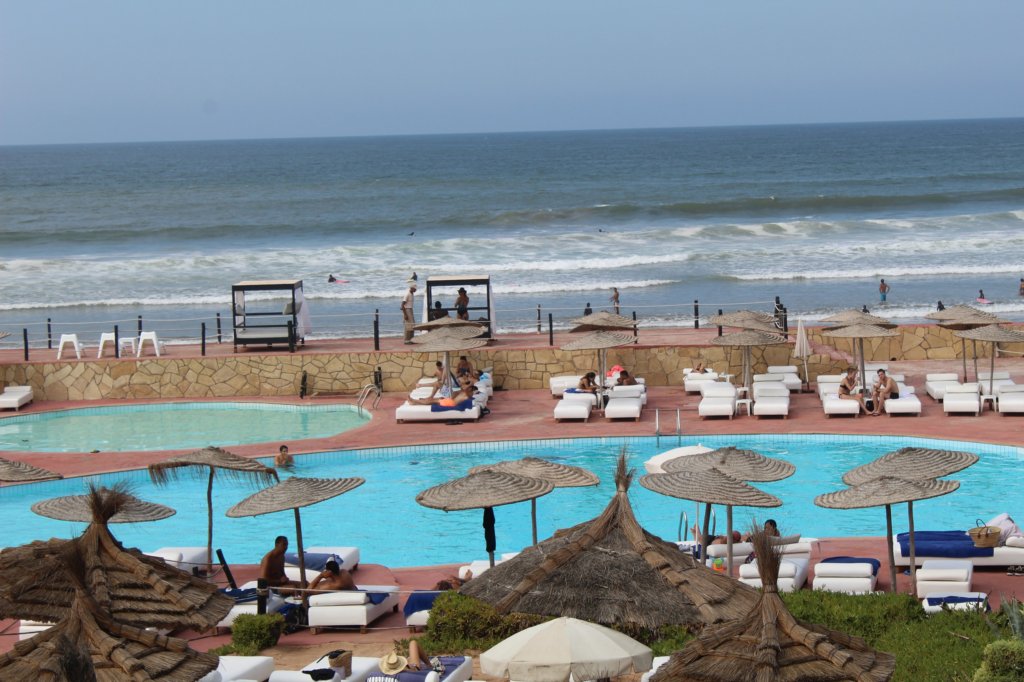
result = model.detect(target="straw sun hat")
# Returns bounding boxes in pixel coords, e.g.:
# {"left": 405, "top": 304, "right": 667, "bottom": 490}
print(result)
{"left": 379, "top": 652, "right": 408, "bottom": 676}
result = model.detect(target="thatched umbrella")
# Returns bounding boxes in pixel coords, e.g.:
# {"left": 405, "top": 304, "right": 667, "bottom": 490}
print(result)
{"left": 569, "top": 310, "right": 637, "bottom": 332}
{"left": 662, "top": 446, "right": 796, "bottom": 483}
{"left": 226, "top": 476, "right": 364, "bottom": 587}
{"left": 709, "top": 329, "right": 788, "bottom": 393}
{"left": 561, "top": 331, "right": 636, "bottom": 392}
{"left": 0, "top": 457, "right": 62, "bottom": 484}
{"left": 821, "top": 309, "right": 896, "bottom": 328}
{"left": 0, "top": 543, "right": 220, "bottom": 681}
{"left": 707, "top": 310, "right": 777, "bottom": 329}
{"left": 480, "top": 616, "right": 653, "bottom": 682}
{"left": 410, "top": 333, "right": 490, "bottom": 394}
{"left": 149, "top": 446, "right": 278, "bottom": 571}
{"left": 410, "top": 325, "right": 486, "bottom": 343}
{"left": 651, "top": 531, "right": 895, "bottom": 682}
{"left": 468, "top": 457, "right": 599, "bottom": 545}
{"left": 31, "top": 490, "right": 175, "bottom": 524}
{"left": 955, "top": 325, "right": 1024, "bottom": 394}
{"left": 842, "top": 447, "right": 979, "bottom": 487}
{"left": 416, "top": 471, "right": 553, "bottom": 567}
{"left": 822, "top": 324, "right": 900, "bottom": 396}
{"left": 642, "top": 445, "right": 713, "bottom": 474}
{"left": 641, "top": 468, "right": 781, "bottom": 574}
{"left": 0, "top": 486, "right": 232, "bottom": 630}
{"left": 926, "top": 306, "right": 1007, "bottom": 381}
{"left": 461, "top": 453, "right": 759, "bottom": 629}
{"left": 815, "top": 477, "right": 960, "bottom": 592}
{"left": 413, "top": 316, "right": 487, "bottom": 332}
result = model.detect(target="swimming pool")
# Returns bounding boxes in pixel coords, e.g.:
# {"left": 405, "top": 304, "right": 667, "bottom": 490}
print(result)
{"left": 0, "top": 402, "right": 369, "bottom": 452}
{"left": 2, "top": 435, "right": 1021, "bottom": 568}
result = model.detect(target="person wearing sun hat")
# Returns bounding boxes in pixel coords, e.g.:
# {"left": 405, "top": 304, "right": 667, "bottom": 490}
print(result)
{"left": 377, "top": 641, "right": 442, "bottom": 678}
{"left": 378, "top": 652, "right": 409, "bottom": 676}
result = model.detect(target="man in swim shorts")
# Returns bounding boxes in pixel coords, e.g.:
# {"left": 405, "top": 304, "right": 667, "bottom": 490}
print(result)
{"left": 879, "top": 279, "right": 890, "bottom": 302}
{"left": 871, "top": 369, "right": 899, "bottom": 416}
{"left": 260, "top": 535, "right": 299, "bottom": 592}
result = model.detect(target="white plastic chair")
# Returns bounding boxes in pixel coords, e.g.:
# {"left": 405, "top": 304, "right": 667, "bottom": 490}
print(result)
{"left": 56, "top": 334, "right": 82, "bottom": 360}
{"left": 136, "top": 331, "right": 162, "bottom": 357}
{"left": 97, "top": 332, "right": 135, "bottom": 358}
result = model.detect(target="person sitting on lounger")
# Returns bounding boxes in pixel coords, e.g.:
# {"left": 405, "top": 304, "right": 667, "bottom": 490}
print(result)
{"left": 838, "top": 367, "right": 870, "bottom": 415}
{"left": 310, "top": 559, "right": 356, "bottom": 591}
{"left": 692, "top": 361, "right": 708, "bottom": 374}
{"left": 380, "top": 642, "right": 443, "bottom": 675}
{"left": 616, "top": 369, "right": 638, "bottom": 386}
{"left": 456, "top": 355, "right": 473, "bottom": 377}
{"left": 692, "top": 525, "right": 742, "bottom": 545}
{"left": 871, "top": 369, "right": 899, "bottom": 416}
{"left": 742, "top": 518, "right": 780, "bottom": 542}
{"left": 260, "top": 536, "right": 299, "bottom": 592}
{"left": 577, "top": 372, "right": 599, "bottom": 393}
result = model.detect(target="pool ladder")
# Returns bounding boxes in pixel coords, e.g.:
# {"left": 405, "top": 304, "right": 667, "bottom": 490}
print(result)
{"left": 678, "top": 509, "right": 716, "bottom": 542}
{"left": 356, "top": 383, "right": 382, "bottom": 411}
{"left": 654, "top": 408, "right": 683, "bottom": 446}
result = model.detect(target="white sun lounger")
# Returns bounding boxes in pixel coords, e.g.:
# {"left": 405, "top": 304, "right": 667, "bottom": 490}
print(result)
{"left": 549, "top": 375, "right": 585, "bottom": 397}
{"left": 922, "top": 592, "right": 989, "bottom": 614}
{"left": 199, "top": 655, "right": 275, "bottom": 682}
{"left": 395, "top": 402, "right": 482, "bottom": 422}
{"left": 147, "top": 546, "right": 209, "bottom": 572}
{"left": 823, "top": 395, "right": 861, "bottom": 417}
{"left": 753, "top": 385, "right": 790, "bottom": 419}
{"left": 684, "top": 371, "right": 720, "bottom": 393}
{"left": 605, "top": 396, "right": 643, "bottom": 421}
{"left": 307, "top": 584, "right": 400, "bottom": 634}
{"left": 943, "top": 383, "right": 982, "bottom": 416}
{"left": 815, "top": 375, "right": 845, "bottom": 400}
{"left": 553, "top": 397, "right": 592, "bottom": 422}
{"left": 925, "top": 373, "right": 961, "bottom": 401}
{"left": 812, "top": 559, "right": 879, "bottom": 594}
{"left": 215, "top": 580, "right": 288, "bottom": 631}
{"left": 0, "top": 386, "right": 34, "bottom": 411}
{"left": 269, "top": 655, "right": 381, "bottom": 682}
{"left": 740, "top": 557, "right": 809, "bottom": 592}
{"left": 884, "top": 393, "right": 922, "bottom": 416}
{"left": 698, "top": 382, "right": 737, "bottom": 420}
{"left": 767, "top": 365, "right": 803, "bottom": 391}
{"left": 998, "top": 385, "right": 1024, "bottom": 414}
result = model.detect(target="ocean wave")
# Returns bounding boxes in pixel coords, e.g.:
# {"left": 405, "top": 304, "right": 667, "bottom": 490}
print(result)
{"left": 731, "top": 263, "right": 1024, "bottom": 282}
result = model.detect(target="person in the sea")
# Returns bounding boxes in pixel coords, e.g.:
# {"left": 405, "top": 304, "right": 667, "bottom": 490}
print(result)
{"left": 879, "top": 278, "right": 890, "bottom": 302}
{"left": 1019, "top": 278, "right": 1024, "bottom": 296}
{"left": 260, "top": 536, "right": 299, "bottom": 592}
{"left": 455, "top": 287, "right": 469, "bottom": 320}
{"left": 838, "top": 367, "right": 870, "bottom": 415}
{"left": 610, "top": 287, "right": 620, "bottom": 314}
{"left": 871, "top": 368, "right": 899, "bottom": 416}
{"left": 309, "top": 559, "right": 356, "bottom": 591}
{"left": 275, "top": 445, "right": 293, "bottom": 468}
{"left": 979, "top": 289, "right": 987, "bottom": 301}
{"left": 616, "top": 369, "right": 638, "bottom": 386}
{"left": 583, "top": 302, "right": 593, "bottom": 316}
{"left": 937, "top": 300, "right": 945, "bottom": 311}
{"left": 402, "top": 282, "right": 417, "bottom": 344}
{"left": 327, "top": 274, "right": 337, "bottom": 283}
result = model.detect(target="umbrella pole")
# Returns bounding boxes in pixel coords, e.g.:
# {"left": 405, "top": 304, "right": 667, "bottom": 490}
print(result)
{"left": 972, "top": 340, "right": 978, "bottom": 382}
{"left": 531, "top": 498, "right": 538, "bottom": 546}
{"left": 293, "top": 507, "right": 307, "bottom": 589}
{"left": 989, "top": 342, "right": 996, "bottom": 398}
{"left": 907, "top": 501, "right": 917, "bottom": 588}
{"left": 885, "top": 504, "right": 897, "bottom": 593}
{"left": 726, "top": 505, "right": 734, "bottom": 576}
{"left": 961, "top": 339, "right": 968, "bottom": 382}
{"left": 700, "top": 504, "right": 712, "bottom": 564}
{"left": 206, "top": 469, "right": 214, "bottom": 574}
{"left": 859, "top": 338, "right": 866, "bottom": 402}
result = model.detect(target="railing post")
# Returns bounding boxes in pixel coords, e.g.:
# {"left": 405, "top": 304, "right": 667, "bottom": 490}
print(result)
{"left": 287, "top": 320, "right": 295, "bottom": 352}
{"left": 693, "top": 300, "right": 700, "bottom": 329}
{"left": 114, "top": 325, "right": 120, "bottom": 359}
{"left": 216, "top": 313, "right": 222, "bottom": 343}
{"left": 536, "top": 305, "right": 541, "bottom": 333}
{"left": 201, "top": 322, "right": 207, "bottom": 356}
{"left": 373, "top": 309, "right": 380, "bottom": 351}
{"left": 782, "top": 306, "right": 789, "bottom": 333}
{"left": 548, "top": 313, "right": 554, "bottom": 346}
{"left": 22, "top": 328, "right": 29, "bottom": 361}
{"left": 717, "top": 308, "right": 723, "bottom": 337}
{"left": 47, "top": 318, "right": 53, "bottom": 349}
{"left": 632, "top": 311, "right": 638, "bottom": 339}
{"left": 256, "top": 578, "right": 267, "bottom": 615}
{"left": 137, "top": 315, "right": 143, "bottom": 337}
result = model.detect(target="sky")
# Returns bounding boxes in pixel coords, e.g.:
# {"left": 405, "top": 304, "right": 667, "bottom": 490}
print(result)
{"left": 2, "top": 1, "right": 1023, "bottom": 145}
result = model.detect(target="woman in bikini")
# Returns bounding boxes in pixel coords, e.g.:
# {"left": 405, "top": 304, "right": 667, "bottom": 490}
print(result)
{"left": 838, "top": 367, "right": 870, "bottom": 415}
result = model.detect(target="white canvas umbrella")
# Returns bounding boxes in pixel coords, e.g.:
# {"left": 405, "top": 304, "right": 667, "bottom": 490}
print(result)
{"left": 793, "top": 318, "right": 811, "bottom": 390}
{"left": 481, "top": 616, "right": 653, "bottom": 682}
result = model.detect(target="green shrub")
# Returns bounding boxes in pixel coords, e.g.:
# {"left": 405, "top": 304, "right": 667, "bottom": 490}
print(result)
{"left": 229, "top": 613, "right": 285, "bottom": 654}
{"left": 647, "top": 625, "right": 693, "bottom": 656}
{"left": 973, "top": 639, "right": 1024, "bottom": 681}
{"left": 783, "top": 590, "right": 923, "bottom": 641}
{"left": 876, "top": 609, "right": 998, "bottom": 682}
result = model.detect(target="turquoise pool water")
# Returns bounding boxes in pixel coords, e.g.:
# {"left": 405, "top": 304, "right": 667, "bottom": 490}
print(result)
{"left": 0, "top": 402, "right": 369, "bottom": 452}
{"left": 2, "top": 435, "right": 1021, "bottom": 568}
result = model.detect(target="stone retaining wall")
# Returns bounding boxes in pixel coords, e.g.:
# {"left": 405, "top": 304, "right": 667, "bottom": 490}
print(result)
{"left": 3, "top": 325, "right": 1021, "bottom": 401}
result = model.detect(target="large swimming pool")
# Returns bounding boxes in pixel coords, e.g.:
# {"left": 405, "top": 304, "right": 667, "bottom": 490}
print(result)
{"left": 2, "top": 434, "right": 1021, "bottom": 568}
{"left": 0, "top": 402, "right": 369, "bottom": 452}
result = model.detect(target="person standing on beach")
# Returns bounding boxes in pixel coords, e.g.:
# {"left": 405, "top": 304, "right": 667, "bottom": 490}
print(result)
{"left": 610, "top": 287, "right": 620, "bottom": 314}
{"left": 402, "top": 282, "right": 417, "bottom": 343}
{"left": 878, "top": 279, "right": 890, "bottom": 303}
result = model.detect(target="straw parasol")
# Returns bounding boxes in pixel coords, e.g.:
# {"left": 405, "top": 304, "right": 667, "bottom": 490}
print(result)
{"left": 662, "top": 446, "right": 796, "bottom": 483}
{"left": 821, "top": 309, "right": 896, "bottom": 328}
{"left": 0, "top": 486, "right": 232, "bottom": 630}
{"left": 410, "top": 325, "right": 486, "bottom": 343}
{"left": 707, "top": 310, "right": 777, "bottom": 329}
{"left": 569, "top": 310, "right": 637, "bottom": 331}
{"left": 642, "top": 445, "right": 713, "bottom": 474}
{"left": 927, "top": 306, "right": 1007, "bottom": 381}
{"left": 0, "top": 457, "right": 62, "bottom": 483}
{"left": 561, "top": 331, "right": 636, "bottom": 392}
{"left": 651, "top": 531, "right": 895, "bottom": 682}
{"left": 815, "top": 477, "right": 960, "bottom": 592}
{"left": 709, "top": 329, "right": 788, "bottom": 393}
{"left": 822, "top": 324, "right": 899, "bottom": 395}
{"left": 409, "top": 333, "right": 490, "bottom": 394}
{"left": 417, "top": 471, "right": 553, "bottom": 567}
{"left": 149, "top": 446, "right": 278, "bottom": 571}
{"left": 469, "top": 457, "right": 599, "bottom": 545}
{"left": 843, "top": 447, "right": 979, "bottom": 487}
{"left": 227, "top": 476, "right": 364, "bottom": 587}
{"left": 413, "top": 316, "right": 487, "bottom": 332}
{"left": 641, "top": 468, "right": 781, "bottom": 575}
{"left": 480, "top": 616, "right": 653, "bottom": 682}
{"left": 793, "top": 318, "right": 812, "bottom": 389}
{"left": 955, "top": 324, "right": 1024, "bottom": 394}
{"left": 461, "top": 453, "right": 759, "bottom": 629}
{"left": 31, "top": 490, "right": 175, "bottom": 524}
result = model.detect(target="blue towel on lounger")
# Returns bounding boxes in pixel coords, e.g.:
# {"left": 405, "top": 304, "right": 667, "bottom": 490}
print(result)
{"left": 284, "top": 551, "right": 340, "bottom": 571}
{"left": 896, "top": 531, "right": 994, "bottom": 558}
{"left": 430, "top": 399, "right": 474, "bottom": 412}
{"left": 820, "top": 556, "right": 881, "bottom": 576}
{"left": 221, "top": 587, "right": 260, "bottom": 603}
{"left": 395, "top": 657, "right": 466, "bottom": 682}
{"left": 925, "top": 595, "right": 991, "bottom": 611}
{"left": 403, "top": 590, "right": 442, "bottom": 616}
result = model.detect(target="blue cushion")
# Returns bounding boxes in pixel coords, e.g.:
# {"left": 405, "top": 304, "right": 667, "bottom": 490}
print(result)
{"left": 283, "top": 551, "right": 339, "bottom": 571}
{"left": 820, "top": 556, "right": 882, "bottom": 576}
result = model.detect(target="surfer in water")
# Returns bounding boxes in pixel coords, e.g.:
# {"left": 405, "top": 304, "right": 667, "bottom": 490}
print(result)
{"left": 327, "top": 274, "right": 349, "bottom": 284}
{"left": 977, "top": 289, "right": 991, "bottom": 304}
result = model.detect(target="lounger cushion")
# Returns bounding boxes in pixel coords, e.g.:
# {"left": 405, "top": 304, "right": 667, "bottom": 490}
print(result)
{"left": 554, "top": 400, "right": 592, "bottom": 421}
{"left": 309, "top": 591, "right": 369, "bottom": 606}
{"left": 985, "top": 513, "right": 1021, "bottom": 544}
{"left": 605, "top": 397, "right": 643, "bottom": 420}
{"left": 1007, "top": 536, "right": 1024, "bottom": 548}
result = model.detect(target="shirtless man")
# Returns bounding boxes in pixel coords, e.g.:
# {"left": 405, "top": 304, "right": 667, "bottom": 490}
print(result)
{"left": 838, "top": 367, "right": 870, "bottom": 415}
{"left": 260, "top": 536, "right": 299, "bottom": 591}
{"left": 616, "top": 369, "right": 638, "bottom": 386}
{"left": 309, "top": 560, "right": 356, "bottom": 591}
{"left": 275, "top": 445, "right": 293, "bottom": 468}
{"left": 610, "top": 287, "right": 620, "bottom": 314}
{"left": 879, "top": 279, "right": 890, "bottom": 302}
{"left": 871, "top": 369, "right": 899, "bottom": 416}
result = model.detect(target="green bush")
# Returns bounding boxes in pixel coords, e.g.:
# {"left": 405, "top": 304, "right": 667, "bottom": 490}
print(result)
{"left": 229, "top": 613, "right": 285, "bottom": 655}
{"left": 973, "top": 639, "right": 1024, "bottom": 681}
{"left": 783, "top": 590, "right": 924, "bottom": 641}
{"left": 877, "top": 609, "right": 998, "bottom": 682}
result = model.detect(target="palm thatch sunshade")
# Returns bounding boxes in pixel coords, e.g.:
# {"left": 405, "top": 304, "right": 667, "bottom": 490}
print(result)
{"left": 709, "top": 330, "right": 788, "bottom": 392}
{"left": 469, "top": 457, "right": 599, "bottom": 544}
{"left": 0, "top": 457, "right": 62, "bottom": 484}
{"left": 926, "top": 306, "right": 1007, "bottom": 381}
{"left": 707, "top": 310, "right": 777, "bottom": 329}
{"left": 460, "top": 454, "right": 759, "bottom": 629}
{"left": 643, "top": 445, "right": 714, "bottom": 474}
{"left": 955, "top": 324, "right": 1024, "bottom": 394}
{"left": 31, "top": 490, "right": 175, "bottom": 524}
{"left": 413, "top": 316, "right": 487, "bottom": 332}
{"left": 641, "top": 468, "right": 781, "bottom": 574}
{"left": 149, "top": 446, "right": 278, "bottom": 571}
{"left": 662, "top": 446, "right": 796, "bottom": 482}
{"left": 226, "top": 476, "right": 364, "bottom": 587}
{"left": 0, "top": 486, "right": 232, "bottom": 630}
{"left": 409, "top": 334, "right": 490, "bottom": 394}
{"left": 651, "top": 531, "right": 895, "bottom": 682}
{"left": 821, "top": 309, "right": 895, "bottom": 328}
{"left": 822, "top": 324, "right": 900, "bottom": 393}
{"left": 815, "top": 477, "right": 960, "bottom": 592}
{"left": 417, "top": 471, "right": 553, "bottom": 566}
{"left": 843, "top": 447, "right": 979, "bottom": 486}
{"left": 569, "top": 310, "right": 637, "bottom": 331}
{"left": 561, "top": 331, "right": 636, "bottom": 393}
{"left": 410, "top": 325, "right": 486, "bottom": 343}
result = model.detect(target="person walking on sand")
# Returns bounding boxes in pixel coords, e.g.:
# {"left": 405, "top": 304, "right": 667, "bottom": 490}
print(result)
{"left": 879, "top": 279, "right": 890, "bottom": 303}
{"left": 402, "top": 282, "right": 417, "bottom": 343}
{"left": 610, "top": 287, "right": 620, "bottom": 314}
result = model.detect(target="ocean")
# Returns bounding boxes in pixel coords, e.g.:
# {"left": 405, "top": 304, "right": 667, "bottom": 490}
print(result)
{"left": 2, "top": 118, "right": 1024, "bottom": 344}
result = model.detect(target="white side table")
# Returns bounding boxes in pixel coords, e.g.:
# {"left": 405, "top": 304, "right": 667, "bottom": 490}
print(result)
{"left": 981, "top": 395, "right": 997, "bottom": 412}
{"left": 735, "top": 398, "right": 753, "bottom": 416}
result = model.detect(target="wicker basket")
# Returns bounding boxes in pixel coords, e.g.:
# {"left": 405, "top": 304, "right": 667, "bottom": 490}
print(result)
{"left": 968, "top": 520, "right": 1001, "bottom": 549}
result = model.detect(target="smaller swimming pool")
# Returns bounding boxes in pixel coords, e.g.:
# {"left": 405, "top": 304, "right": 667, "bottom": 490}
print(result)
{"left": 0, "top": 402, "right": 369, "bottom": 452}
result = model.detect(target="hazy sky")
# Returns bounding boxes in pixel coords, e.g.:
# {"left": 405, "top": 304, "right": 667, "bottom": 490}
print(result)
{"left": 2, "top": 1, "right": 1022, "bottom": 145}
